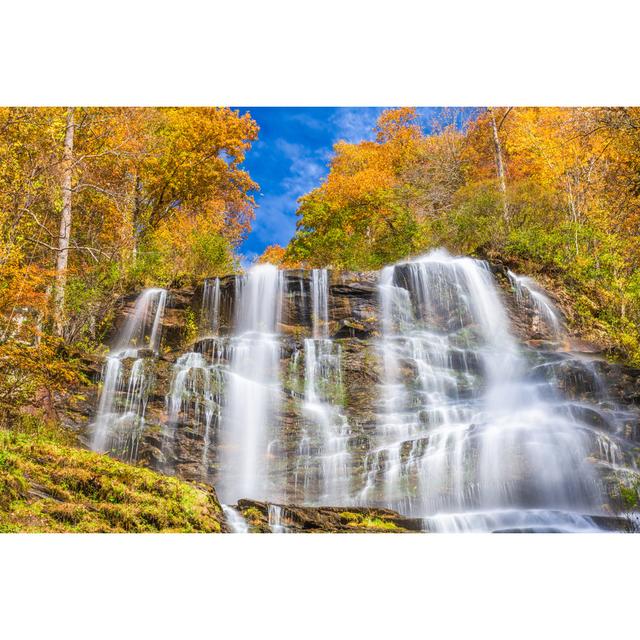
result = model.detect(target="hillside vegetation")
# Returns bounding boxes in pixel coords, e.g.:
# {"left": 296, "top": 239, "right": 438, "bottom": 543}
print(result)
{"left": 0, "top": 107, "right": 259, "bottom": 432}
{"left": 0, "top": 418, "right": 224, "bottom": 532}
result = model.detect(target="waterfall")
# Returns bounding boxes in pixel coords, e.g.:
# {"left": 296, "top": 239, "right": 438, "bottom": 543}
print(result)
{"left": 368, "top": 250, "right": 608, "bottom": 531}
{"left": 218, "top": 264, "right": 284, "bottom": 504}
{"left": 92, "top": 356, "right": 123, "bottom": 452}
{"left": 90, "top": 251, "right": 640, "bottom": 531}
{"left": 311, "top": 268, "right": 329, "bottom": 339}
{"left": 508, "top": 270, "right": 563, "bottom": 339}
{"left": 114, "top": 288, "right": 167, "bottom": 355}
{"left": 163, "top": 275, "right": 229, "bottom": 477}
{"left": 92, "top": 288, "right": 166, "bottom": 456}
{"left": 200, "top": 277, "right": 221, "bottom": 335}
{"left": 293, "top": 269, "right": 352, "bottom": 504}
{"left": 165, "top": 351, "right": 224, "bottom": 478}
{"left": 268, "top": 504, "right": 288, "bottom": 533}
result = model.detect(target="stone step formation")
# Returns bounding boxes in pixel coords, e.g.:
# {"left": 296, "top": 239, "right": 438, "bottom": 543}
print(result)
{"left": 87, "top": 250, "right": 640, "bottom": 532}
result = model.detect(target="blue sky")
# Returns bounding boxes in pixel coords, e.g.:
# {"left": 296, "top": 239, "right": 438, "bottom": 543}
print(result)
{"left": 235, "top": 107, "right": 476, "bottom": 264}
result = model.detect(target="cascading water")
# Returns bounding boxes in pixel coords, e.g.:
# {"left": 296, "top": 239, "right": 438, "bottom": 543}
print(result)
{"left": 508, "top": 269, "right": 563, "bottom": 340}
{"left": 163, "top": 275, "right": 231, "bottom": 478}
{"left": 311, "top": 268, "right": 329, "bottom": 339}
{"left": 218, "top": 264, "right": 284, "bottom": 504}
{"left": 295, "top": 269, "right": 352, "bottom": 504}
{"left": 268, "top": 504, "right": 288, "bottom": 533}
{"left": 91, "top": 251, "right": 640, "bottom": 532}
{"left": 165, "top": 351, "right": 224, "bottom": 478}
{"left": 200, "top": 277, "right": 221, "bottom": 335}
{"left": 364, "top": 250, "right": 621, "bottom": 531}
{"left": 221, "top": 504, "right": 249, "bottom": 533}
{"left": 92, "top": 288, "right": 167, "bottom": 457}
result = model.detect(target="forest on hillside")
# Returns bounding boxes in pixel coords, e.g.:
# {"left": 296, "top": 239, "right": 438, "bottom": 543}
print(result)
{"left": 1, "top": 106, "right": 640, "bottom": 443}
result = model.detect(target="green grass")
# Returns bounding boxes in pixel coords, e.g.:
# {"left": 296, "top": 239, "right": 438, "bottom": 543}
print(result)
{"left": 0, "top": 424, "right": 223, "bottom": 533}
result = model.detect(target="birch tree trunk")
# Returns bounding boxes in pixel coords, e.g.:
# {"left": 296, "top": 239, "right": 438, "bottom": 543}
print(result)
{"left": 53, "top": 107, "right": 75, "bottom": 337}
{"left": 489, "top": 107, "right": 509, "bottom": 224}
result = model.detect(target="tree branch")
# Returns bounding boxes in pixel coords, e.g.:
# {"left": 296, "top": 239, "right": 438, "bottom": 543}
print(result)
{"left": 25, "top": 237, "right": 110, "bottom": 262}
{"left": 497, "top": 107, "right": 513, "bottom": 131}
{"left": 21, "top": 208, "right": 56, "bottom": 238}
{"left": 73, "top": 183, "right": 120, "bottom": 198}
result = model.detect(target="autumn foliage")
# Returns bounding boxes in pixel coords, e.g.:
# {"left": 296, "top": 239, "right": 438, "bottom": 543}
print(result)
{"left": 257, "top": 244, "right": 301, "bottom": 268}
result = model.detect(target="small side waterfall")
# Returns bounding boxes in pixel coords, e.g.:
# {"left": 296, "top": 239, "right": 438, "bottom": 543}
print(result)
{"left": 296, "top": 268, "right": 351, "bottom": 504}
{"left": 508, "top": 270, "right": 563, "bottom": 339}
{"left": 221, "top": 504, "right": 249, "bottom": 533}
{"left": 311, "top": 268, "right": 329, "bottom": 339}
{"left": 92, "top": 288, "right": 167, "bottom": 457}
{"left": 163, "top": 276, "right": 230, "bottom": 478}
{"left": 268, "top": 504, "right": 288, "bottom": 533}
{"left": 165, "top": 351, "right": 224, "bottom": 477}
{"left": 219, "top": 264, "right": 284, "bottom": 504}
{"left": 115, "top": 288, "right": 167, "bottom": 355}
{"left": 200, "top": 277, "right": 221, "bottom": 335}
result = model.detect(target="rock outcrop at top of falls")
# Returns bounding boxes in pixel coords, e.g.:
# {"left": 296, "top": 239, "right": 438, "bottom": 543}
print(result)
{"left": 75, "top": 251, "right": 640, "bottom": 532}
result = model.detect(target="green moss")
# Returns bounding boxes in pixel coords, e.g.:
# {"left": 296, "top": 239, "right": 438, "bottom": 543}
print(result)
{"left": 339, "top": 511, "right": 400, "bottom": 531}
{"left": 0, "top": 427, "right": 222, "bottom": 533}
{"left": 619, "top": 484, "right": 639, "bottom": 510}
{"left": 359, "top": 517, "right": 399, "bottom": 531}
{"left": 183, "top": 308, "right": 198, "bottom": 347}
{"left": 339, "top": 511, "right": 360, "bottom": 523}
{"left": 242, "top": 507, "right": 263, "bottom": 525}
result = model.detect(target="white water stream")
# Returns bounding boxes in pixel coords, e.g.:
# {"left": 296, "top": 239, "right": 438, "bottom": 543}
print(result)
{"left": 92, "top": 288, "right": 167, "bottom": 457}
{"left": 363, "top": 250, "right": 613, "bottom": 531}
{"left": 218, "top": 264, "right": 284, "bottom": 504}
{"left": 295, "top": 269, "right": 352, "bottom": 504}
{"left": 221, "top": 504, "right": 249, "bottom": 533}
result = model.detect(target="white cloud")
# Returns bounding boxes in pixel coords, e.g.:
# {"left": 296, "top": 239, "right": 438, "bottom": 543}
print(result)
{"left": 275, "top": 139, "right": 327, "bottom": 188}
{"left": 251, "top": 192, "right": 301, "bottom": 248}
{"left": 248, "top": 137, "right": 329, "bottom": 250}
{"left": 329, "top": 107, "right": 384, "bottom": 143}
{"left": 287, "top": 112, "right": 328, "bottom": 131}
{"left": 249, "top": 107, "right": 448, "bottom": 255}
{"left": 330, "top": 106, "right": 457, "bottom": 141}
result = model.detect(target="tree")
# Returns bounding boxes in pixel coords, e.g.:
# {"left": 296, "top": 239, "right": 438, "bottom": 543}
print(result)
{"left": 52, "top": 108, "right": 75, "bottom": 336}
{"left": 287, "top": 106, "right": 640, "bottom": 363}
{"left": 0, "top": 107, "right": 260, "bottom": 344}
{"left": 131, "top": 108, "right": 259, "bottom": 248}
{"left": 488, "top": 107, "right": 511, "bottom": 223}
{"left": 257, "top": 244, "right": 301, "bottom": 268}
{"left": 287, "top": 108, "right": 427, "bottom": 269}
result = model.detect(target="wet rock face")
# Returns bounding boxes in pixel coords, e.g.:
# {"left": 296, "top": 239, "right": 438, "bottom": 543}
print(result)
{"left": 71, "top": 262, "right": 640, "bottom": 521}
{"left": 279, "top": 271, "right": 379, "bottom": 338}
{"left": 105, "top": 288, "right": 195, "bottom": 352}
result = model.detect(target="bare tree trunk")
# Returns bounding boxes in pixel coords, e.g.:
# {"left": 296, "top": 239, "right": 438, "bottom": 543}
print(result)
{"left": 489, "top": 107, "right": 509, "bottom": 224}
{"left": 132, "top": 173, "right": 143, "bottom": 260}
{"left": 567, "top": 179, "right": 579, "bottom": 257}
{"left": 53, "top": 108, "right": 75, "bottom": 337}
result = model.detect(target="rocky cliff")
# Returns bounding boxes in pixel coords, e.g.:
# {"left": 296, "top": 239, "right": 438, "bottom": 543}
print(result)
{"left": 57, "top": 258, "right": 640, "bottom": 532}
